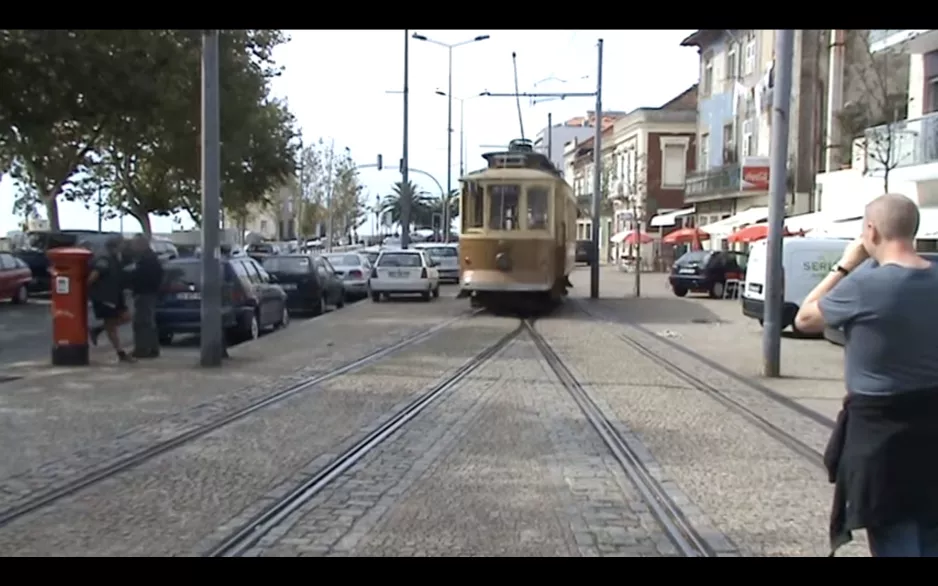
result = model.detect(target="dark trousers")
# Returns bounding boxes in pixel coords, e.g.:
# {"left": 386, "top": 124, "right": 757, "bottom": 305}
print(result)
{"left": 132, "top": 293, "right": 159, "bottom": 356}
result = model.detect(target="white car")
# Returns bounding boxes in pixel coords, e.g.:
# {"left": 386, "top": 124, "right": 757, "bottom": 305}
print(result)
{"left": 369, "top": 249, "right": 440, "bottom": 302}
{"left": 414, "top": 242, "right": 460, "bottom": 283}
{"left": 323, "top": 252, "right": 371, "bottom": 300}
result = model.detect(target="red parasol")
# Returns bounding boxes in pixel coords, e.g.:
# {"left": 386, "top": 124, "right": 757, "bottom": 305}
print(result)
{"left": 622, "top": 230, "right": 653, "bottom": 245}
{"left": 662, "top": 227, "right": 710, "bottom": 245}
{"left": 727, "top": 223, "right": 805, "bottom": 243}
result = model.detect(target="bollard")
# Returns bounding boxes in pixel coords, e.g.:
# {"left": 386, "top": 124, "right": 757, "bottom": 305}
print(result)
{"left": 47, "top": 247, "right": 93, "bottom": 366}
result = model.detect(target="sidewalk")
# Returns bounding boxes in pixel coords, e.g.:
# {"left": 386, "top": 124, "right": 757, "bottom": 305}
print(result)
{"left": 0, "top": 297, "right": 468, "bottom": 483}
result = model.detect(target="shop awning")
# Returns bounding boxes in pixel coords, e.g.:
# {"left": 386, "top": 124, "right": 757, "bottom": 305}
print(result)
{"left": 784, "top": 211, "right": 838, "bottom": 233}
{"left": 702, "top": 207, "right": 769, "bottom": 237}
{"left": 917, "top": 208, "right": 938, "bottom": 239}
{"left": 649, "top": 207, "right": 695, "bottom": 228}
{"left": 809, "top": 217, "right": 863, "bottom": 239}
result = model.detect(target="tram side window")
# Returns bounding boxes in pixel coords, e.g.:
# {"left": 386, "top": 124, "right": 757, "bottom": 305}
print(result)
{"left": 463, "top": 182, "right": 484, "bottom": 230}
{"left": 488, "top": 184, "right": 520, "bottom": 230}
{"left": 526, "top": 187, "right": 549, "bottom": 230}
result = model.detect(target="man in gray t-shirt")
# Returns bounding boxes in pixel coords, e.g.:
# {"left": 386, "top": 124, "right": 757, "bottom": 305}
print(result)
{"left": 793, "top": 193, "right": 938, "bottom": 557}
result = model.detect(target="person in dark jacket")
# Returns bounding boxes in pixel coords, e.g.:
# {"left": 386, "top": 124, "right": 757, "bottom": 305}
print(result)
{"left": 794, "top": 193, "right": 938, "bottom": 556}
{"left": 88, "top": 236, "right": 134, "bottom": 363}
{"left": 129, "top": 234, "right": 164, "bottom": 359}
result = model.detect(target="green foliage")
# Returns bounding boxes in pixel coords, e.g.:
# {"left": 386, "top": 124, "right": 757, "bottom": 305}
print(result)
{"left": 381, "top": 180, "right": 437, "bottom": 228}
{"left": 295, "top": 138, "right": 365, "bottom": 240}
{"left": 0, "top": 29, "right": 297, "bottom": 233}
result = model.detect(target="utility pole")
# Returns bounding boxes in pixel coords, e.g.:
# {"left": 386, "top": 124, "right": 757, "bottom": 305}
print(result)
{"left": 401, "top": 30, "right": 411, "bottom": 249}
{"left": 763, "top": 30, "right": 795, "bottom": 378}
{"left": 547, "top": 112, "right": 553, "bottom": 165}
{"left": 445, "top": 46, "right": 453, "bottom": 243}
{"left": 590, "top": 39, "right": 604, "bottom": 300}
{"left": 296, "top": 136, "right": 304, "bottom": 245}
{"left": 459, "top": 99, "right": 465, "bottom": 178}
{"left": 96, "top": 186, "right": 103, "bottom": 232}
{"left": 200, "top": 30, "right": 224, "bottom": 367}
{"left": 633, "top": 196, "right": 643, "bottom": 298}
{"left": 325, "top": 138, "right": 335, "bottom": 251}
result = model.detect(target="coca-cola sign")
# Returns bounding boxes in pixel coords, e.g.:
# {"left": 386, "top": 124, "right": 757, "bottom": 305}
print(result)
{"left": 741, "top": 156, "right": 770, "bottom": 191}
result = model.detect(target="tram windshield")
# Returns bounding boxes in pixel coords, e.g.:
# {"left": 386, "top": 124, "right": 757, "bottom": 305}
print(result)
{"left": 488, "top": 184, "right": 520, "bottom": 230}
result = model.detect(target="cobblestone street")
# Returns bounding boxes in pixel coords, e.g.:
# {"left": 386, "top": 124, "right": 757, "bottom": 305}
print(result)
{"left": 0, "top": 270, "right": 862, "bottom": 556}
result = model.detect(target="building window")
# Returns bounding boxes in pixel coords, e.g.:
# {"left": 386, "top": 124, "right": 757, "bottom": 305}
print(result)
{"left": 741, "top": 120, "right": 753, "bottom": 157}
{"left": 259, "top": 220, "right": 268, "bottom": 233}
{"left": 662, "top": 143, "right": 688, "bottom": 188}
{"left": 702, "top": 52, "right": 714, "bottom": 96}
{"left": 699, "top": 134, "right": 709, "bottom": 170}
{"left": 928, "top": 76, "right": 938, "bottom": 114}
{"left": 744, "top": 38, "right": 755, "bottom": 75}
{"left": 726, "top": 44, "right": 739, "bottom": 90}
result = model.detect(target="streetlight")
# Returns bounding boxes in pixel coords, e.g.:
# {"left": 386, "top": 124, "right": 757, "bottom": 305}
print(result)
{"left": 434, "top": 91, "right": 479, "bottom": 179}
{"left": 412, "top": 32, "right": 490, "bottom": 243}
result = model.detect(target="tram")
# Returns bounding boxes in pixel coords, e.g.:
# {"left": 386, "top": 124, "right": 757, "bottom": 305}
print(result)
{"left": 456, "top": 138, "right": 577, "bottom": 313}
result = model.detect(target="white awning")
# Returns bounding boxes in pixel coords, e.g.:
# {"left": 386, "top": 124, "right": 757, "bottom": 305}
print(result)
{"left": 703, "top": 207, "right": 769, "bottom": 237}
{"left": 916, "top": 208, "right": 938, "bottom": 240}
{"left": 649, "top": 207, "right": 695, "bottom": 228}
{"left": 809, "top": 217, "right": 863, "bottom": 240}
{"left": 784, "top": 211, "right": 848, "bottom": 233}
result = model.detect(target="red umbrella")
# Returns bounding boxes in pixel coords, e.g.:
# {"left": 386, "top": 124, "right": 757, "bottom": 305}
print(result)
{"left": 622, "top": 231, "right": 653, "bottom": 245}
{"left": 662, "top": 227, "right": 710, "bottom": 245}
{"left": 727, "top": 223, "right": 805, "bottom": 243}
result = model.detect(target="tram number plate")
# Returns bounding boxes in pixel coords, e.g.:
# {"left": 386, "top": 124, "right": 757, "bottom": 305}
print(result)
{"left": 388, "top": 270, "right": 407, "bottom": 278}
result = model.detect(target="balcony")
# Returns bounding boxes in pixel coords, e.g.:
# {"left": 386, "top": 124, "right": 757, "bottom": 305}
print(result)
{"left": 862, "top": 111, "right": 938, "bottom": 182}
{"left": 868, "top": 29, "right": 938, "bottom": 54}
{"left": 683, "top": 163, "right": 741, "bottom": 202}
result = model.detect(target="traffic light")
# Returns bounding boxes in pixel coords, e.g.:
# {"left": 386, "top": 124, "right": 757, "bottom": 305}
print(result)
{"left": 399, "top": 158, "right": 404, "bottom": 174}
{"left": 377, "top": 154, "right": 383, "bottom": 171}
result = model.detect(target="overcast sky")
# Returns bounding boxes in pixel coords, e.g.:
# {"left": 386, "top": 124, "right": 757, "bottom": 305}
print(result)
{"left": 0, "top": 29, "right": 699, "bottom": 236}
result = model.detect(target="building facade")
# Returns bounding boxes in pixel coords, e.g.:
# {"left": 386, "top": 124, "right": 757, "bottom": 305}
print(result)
{"left": 535, "top": 111, "right": 627, "bottom": 174}
{"left": 680, "top": 30, "right": 827, "bottom": 248}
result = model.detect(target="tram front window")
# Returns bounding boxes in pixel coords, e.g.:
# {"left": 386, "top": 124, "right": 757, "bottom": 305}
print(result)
{"left": 488, "top": 184, "right": 520, "bottom": 230}
{"left": 526, "top": 186, "right": 549, "bottom": 230}
{"left": 463, "top": 182, "right": 484, "bottom": 230}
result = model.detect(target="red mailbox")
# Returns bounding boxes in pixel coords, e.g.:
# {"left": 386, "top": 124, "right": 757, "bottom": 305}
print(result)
{"left": 47, "top": 247, "right": 93, "bottom": 366}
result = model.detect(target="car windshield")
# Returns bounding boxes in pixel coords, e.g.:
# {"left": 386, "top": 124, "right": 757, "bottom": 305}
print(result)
{"left": 377, "top": 252, "right": 422, "bottom": 268}
{"left": 422, "top": 247, "right": 457, "bottom": 258}
{"left": 163, "top": 261, "right": 203, "bottom": 287}
{"left": 324, "top": 254, "right": 361, "bottom": 267}
{"left": 262, "top": 256, "right": 310, "bottom": 274}
{"left": 675, "top": 251, "right": 713, "bottom": 265}
{"left": 364, "top": 252, "right": 379, "bottom": 264}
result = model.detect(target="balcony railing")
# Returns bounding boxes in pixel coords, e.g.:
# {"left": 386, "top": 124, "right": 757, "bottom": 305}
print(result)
{"left": 863, "top": 111, "right": 938, "bottom": 173}
{"left": 684, "top": 163, "right": 741, "bottom": 200}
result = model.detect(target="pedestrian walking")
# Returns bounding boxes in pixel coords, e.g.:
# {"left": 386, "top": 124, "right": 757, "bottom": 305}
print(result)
{"left": 128, "top": 234, "right": 163, "bottom": 359}
{"left": 793, "top": 193, "right": 938, "bottom": 557}
{"left": 88, "top": 236, "right": 134, "bottom": 363}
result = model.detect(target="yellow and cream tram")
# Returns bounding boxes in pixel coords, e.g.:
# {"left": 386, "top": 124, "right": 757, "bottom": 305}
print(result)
{"left": 457, "top": 139, "right": 577, "bottom": 313}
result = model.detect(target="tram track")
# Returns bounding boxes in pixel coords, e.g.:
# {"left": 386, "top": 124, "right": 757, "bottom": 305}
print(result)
{"left": 206, "top": 321, "right": 524, "bottom": 557}
{"left": 573, "top": 301, "right": 827, "bottom": 470}
{"left": 0, "top": 308, "right": 483, "bottom": 530}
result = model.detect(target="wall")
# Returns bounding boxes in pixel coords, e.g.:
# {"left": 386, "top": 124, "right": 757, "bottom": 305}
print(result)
{"left": 536, "top": 125, "right": 597, "bottom": 171}
{"left": 647, "top": 132, "right": 696, "bottom": 216}
{"left": 696, "top": 36, "right": 735, "bottom": 169}
{"left": 816, "top": 167, "right": 919, "bottom": 218}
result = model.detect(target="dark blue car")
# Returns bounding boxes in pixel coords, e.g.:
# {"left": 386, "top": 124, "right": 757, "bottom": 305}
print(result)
{"left": 156, "top": 256, "right": 289, "bottom": 346}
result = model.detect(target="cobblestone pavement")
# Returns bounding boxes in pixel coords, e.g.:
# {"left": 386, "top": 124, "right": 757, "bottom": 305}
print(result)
{"left": 255, "top": 331, "right": 699, "bottom": 557}
{"left": 0, "top": 314, "right": 517, "bottom": 556}
{"left": 0, "top": 293, "right": 468, "bottom": 511}
{"left": 575, "top": 268, "right": 846, "bottom": 421}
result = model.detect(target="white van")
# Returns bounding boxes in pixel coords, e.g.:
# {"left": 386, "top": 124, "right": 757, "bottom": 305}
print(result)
{"left": 742, "top": 237, "right": 849, "bottom": 333}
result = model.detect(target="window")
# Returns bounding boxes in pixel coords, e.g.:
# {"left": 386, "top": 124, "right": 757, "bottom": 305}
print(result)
{"left": 487, "top": 184, "right": 520, "bottom": 230}
{"left": 262, "top": 256, "right": 311, "bottom": 274}
{"left": 377, "top": 252, "right": 422, "bottom": 268}
{"left": 928, "top": 76, "right": 938, "bottom": 114}
{"left": 0, "top": 254, "right": 15, "bottom": 270}
{"left": 702, "top": 52, "right": 714, "bottom": 96}
{"left": 526, "top": 186, "right": 549, "bottom": 230}
{"left": 744, "top": 38, "right": 755, "bottom": 75}
{"left": 462, "top": 182, "right": 484, "bottom": 230}
{"left": 662, "top": 144, "right": 687, "bottom": 188}
{"left": 726, "top": 44, "right": 739, "bottom": 89}
{"left": 320, "top": 257, "right": 336, "bottom": 274}
{"left": 323, "top": 254, "right": 361, "bottom": 267}
{"left": 237, "top": 260, "right": 261, "bottom": 284}
{"left": 252, "top": 260, "right": 272, "bottom": 283}
{"left": 314, "top": 258, "right": 328, "bottom": 277}
{"left": 741, "top": 120, "right": 753, "bottom": 157}
{"left": 259, "top": 220, "right": 268, "bottom": 233}
{"left": 723, "top": 123, "right": 734, "bottom": 152}
{"left": 699, "top": 134, "right": 709, "bottom": 170}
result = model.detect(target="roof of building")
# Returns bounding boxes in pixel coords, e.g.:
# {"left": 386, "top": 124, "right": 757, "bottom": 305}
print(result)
{"left": 680, "top": 30, "right": 725, "bottom": 48}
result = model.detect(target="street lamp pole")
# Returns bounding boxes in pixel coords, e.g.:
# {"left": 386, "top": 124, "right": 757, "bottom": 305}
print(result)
{"left": 459, "top": 98, "right": 465, "bottom": 177}
{"left": 413, "top": 32, "right": 489, "bottom": 243}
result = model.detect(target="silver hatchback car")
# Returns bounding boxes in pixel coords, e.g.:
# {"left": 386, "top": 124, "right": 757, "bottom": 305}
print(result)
{"left": 414, "top": 243, "right": 459, "bottom": 283}
{"left": 322, "top": 252, "right": 372, "bottom": 300}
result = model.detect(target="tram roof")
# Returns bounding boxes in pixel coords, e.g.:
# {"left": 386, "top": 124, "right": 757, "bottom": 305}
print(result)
{"left": 460, "top": 167, "right": 563, "bottom": 182}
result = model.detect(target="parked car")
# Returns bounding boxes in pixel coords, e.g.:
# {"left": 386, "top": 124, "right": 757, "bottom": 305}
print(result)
{"left": 362, "top": 246, "right": 381, "bottom": 266}
{"left": 575, "top": 240, "right": 594, "bottom": 265}
{"left": 824, "top": 252, "right": 938, "bottom": 346}
{"left": 413, "top": 243, "right": 460, "bottom": 283}
{"left": 669, "top": 250, "right": 748, "bottom": 298}
{"left": 151, "top": 238, "right": 179, "bottom": 261}
{"left": 0, "top": 253, "right": 33, "bottom": 304}
{"left": 156, "top": 256, "right": 288, "bottom": 346}
{"left": 246, "top": 242, "right": 281, "bottom": 262}
{"left": 322, "top": 252, "right": 370, "bottom": 301}
{"left": 369, "top": 249, "right": 440, "bottom": 302}
{"left": 261, "top": 254, "right": 345, "bottom": 316}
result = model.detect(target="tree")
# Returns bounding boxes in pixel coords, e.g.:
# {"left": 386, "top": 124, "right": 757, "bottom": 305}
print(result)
{"left": 381, "top": 181, "right": 434, "bottom": 229}
{"left": 837, "top": 30, "right": 910, "bottom": 192}
{"left": 329, "top": 148, "right": 365, "bottom": 238}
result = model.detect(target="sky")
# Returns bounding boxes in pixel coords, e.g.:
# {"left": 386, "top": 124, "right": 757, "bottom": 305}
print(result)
{"left": 0, "top": 29, "right": 700, "bottom": 237}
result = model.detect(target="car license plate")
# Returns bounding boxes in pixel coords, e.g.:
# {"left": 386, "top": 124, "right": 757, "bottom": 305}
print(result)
{"left": 748, "top": 283, "right": 762, "bottom": 293}
{"left": 388, "top": 270, "right": 406, "bottom": 278}
{"left": 281, "top": 283, "right": 297, "bottom": 290}
{"left": 177, "top": 292, "right": 201, "bottom": 301}
{"left": 679, "top": 268, "right": 696, "bottom": 274}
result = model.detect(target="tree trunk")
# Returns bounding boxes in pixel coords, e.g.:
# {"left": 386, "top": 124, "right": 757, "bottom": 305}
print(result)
{"left": 128, "top": 208, "right": 152, "bottom": 236}
{"left": 43, "top": 196, "right": 60, "bottom": 231}
{"left": 883, "top": 170, "right": 890, "bottom": 193}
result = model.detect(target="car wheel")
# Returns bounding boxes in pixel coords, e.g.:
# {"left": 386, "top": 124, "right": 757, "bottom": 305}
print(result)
{"left": 672, "top": 286, "right": 688, "bottom": 298}
{"left": 276, "top": 305, "right": 290, "bottom": 329}
{"left": 11, "top": 284, "right": 28, "bottom": 304}
{"left": 432, "top": 285, "right": 440, "bottom": 299}
{"left": 336, "top": 293, "right": 345, "bottom": 309}
{"left": 242, "top": 312, "right": 260, "bottom": 342}
{"left": 709, "top": 281, "right": 725, "bottom": 299}
{"left": 421, "top": 289, "right": 431, "bottom": 302}
{"left": 158, "top": 332, "right": 173, "bottom": 346}
{"left": 312, "top": 295, "right": 326, "bottom": 316}
{"left": 371, "top": 292, "right": 380, "bottom": 303}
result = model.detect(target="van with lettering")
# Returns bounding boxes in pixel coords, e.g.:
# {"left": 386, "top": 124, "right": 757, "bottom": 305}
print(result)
{"left": 741, "top": 237, "right": 849, "bottom": 335}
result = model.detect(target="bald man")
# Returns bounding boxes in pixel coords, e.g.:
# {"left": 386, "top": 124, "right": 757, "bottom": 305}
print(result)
{"left": 794, "top": 193, "right": 938, "bottom": 557}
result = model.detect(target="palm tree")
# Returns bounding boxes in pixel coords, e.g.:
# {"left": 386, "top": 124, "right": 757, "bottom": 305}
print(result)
{"left": 381, "top": 180, "right": 434, "bottom": 229}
